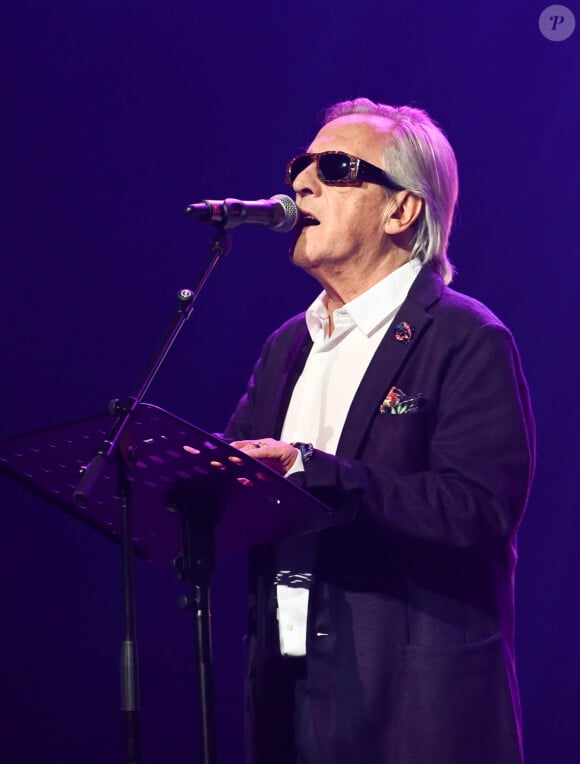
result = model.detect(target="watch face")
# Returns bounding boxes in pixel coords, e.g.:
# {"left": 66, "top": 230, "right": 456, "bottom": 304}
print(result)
{"left": 293, "top": 442, "right": 314, "bottom": 462}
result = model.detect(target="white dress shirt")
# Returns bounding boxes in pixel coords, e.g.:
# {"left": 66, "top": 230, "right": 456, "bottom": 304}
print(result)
{"left": 277, "top": 258, "right": 422, "bottom": 655}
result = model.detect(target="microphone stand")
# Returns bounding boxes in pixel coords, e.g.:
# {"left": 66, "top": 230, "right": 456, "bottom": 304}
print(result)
{"left": 75, "top": 225, "right": 233, "bottom": 764}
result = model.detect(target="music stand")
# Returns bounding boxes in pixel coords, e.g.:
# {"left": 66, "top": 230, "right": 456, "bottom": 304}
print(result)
{"left": 0, "top": 402, "right": 343, "bottom": 763}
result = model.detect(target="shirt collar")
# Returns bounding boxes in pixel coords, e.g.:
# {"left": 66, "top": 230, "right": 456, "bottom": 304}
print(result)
{"left": 305, "top": 258, "right": 422, "bottom": 340}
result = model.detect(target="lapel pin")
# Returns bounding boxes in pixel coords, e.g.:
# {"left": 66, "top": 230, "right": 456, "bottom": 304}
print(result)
{"left": 394, "top": 321, "right": 414, "bottom": 343}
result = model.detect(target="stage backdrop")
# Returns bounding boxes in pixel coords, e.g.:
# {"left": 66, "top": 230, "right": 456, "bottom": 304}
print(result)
{"left": 1, "top": 1, "right": 578, "bottom": 761}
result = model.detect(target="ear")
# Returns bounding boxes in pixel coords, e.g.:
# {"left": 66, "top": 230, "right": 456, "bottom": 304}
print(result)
{"left": 383, "top": 191, "right": 423, "bottom": 235}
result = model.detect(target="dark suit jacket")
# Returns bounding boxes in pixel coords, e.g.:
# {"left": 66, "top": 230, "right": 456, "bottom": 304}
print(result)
{"left": 225, "top": 265, "right": 535, "bottom": 764}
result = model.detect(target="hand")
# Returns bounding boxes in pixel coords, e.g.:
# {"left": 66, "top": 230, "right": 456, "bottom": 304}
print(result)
{"left": 229, "top": 438, "right": 299, "bottom": 476}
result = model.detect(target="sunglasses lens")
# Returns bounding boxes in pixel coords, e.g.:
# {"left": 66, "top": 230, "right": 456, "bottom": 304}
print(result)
{"left": 318, "top": 153, "right": 351, "bottom": 183}
{"left": 288, "top": 154, "right": 314, "bottom": 184}
{"left": 287, "top": 152, "right": 355, "bottom": 185}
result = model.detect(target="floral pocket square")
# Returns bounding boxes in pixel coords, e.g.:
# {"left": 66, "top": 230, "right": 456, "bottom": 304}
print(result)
{"left": 379, "top": 386, "right": 425, "bottom": 415}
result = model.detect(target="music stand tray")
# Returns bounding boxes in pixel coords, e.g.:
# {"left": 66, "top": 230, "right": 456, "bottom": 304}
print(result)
{"left": 0, "top": 402, "right": 342, "bottom": 566}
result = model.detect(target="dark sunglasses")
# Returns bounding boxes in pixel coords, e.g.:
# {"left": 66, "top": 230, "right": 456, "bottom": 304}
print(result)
{"left": 285, "top": 151, "right": 405, "bottom": 191}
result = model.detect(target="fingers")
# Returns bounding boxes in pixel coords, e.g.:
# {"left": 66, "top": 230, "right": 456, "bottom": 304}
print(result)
{"left": 227, "top": 438, "right": 300, "bottom": 476}
{"left": 230, "top": 439, "right": 273, "bottom": 453}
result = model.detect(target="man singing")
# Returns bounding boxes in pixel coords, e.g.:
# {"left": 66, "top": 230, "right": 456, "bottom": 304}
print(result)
{"left": 223, "top": 98, "right": 535, "bottom": 764}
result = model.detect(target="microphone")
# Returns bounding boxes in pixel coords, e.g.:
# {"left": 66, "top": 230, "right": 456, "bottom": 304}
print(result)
{"left": 185, "top": 194, "right": 298, "bottom": 233}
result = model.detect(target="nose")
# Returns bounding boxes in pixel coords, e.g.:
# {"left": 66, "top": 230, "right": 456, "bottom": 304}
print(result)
{"left": 293, "top": 157, "right": 321, "bottom": 196}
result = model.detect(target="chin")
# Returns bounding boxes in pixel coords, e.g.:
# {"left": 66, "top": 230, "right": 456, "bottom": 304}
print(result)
{"left": 290, "top": 247, "right": 316, "bottom": 271}
{"left": 289, "top": 237, "right": 306, "bottom": 266}
{"left": 290, "top": 234, "right": 318, "bottom": 268}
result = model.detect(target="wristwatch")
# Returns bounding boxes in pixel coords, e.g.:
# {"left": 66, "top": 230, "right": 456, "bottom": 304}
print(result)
{"left": 291, "top": 441, "right": 314, "bottom": 463}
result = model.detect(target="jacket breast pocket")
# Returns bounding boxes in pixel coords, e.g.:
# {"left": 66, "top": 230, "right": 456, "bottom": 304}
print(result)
{"left": 364, "top": 409, "right": 430, "bottom": 475}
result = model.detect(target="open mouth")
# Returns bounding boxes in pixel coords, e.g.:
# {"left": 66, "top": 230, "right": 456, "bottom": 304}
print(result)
{"left": 302, "top": 215, "right": 320, "bottom": 227}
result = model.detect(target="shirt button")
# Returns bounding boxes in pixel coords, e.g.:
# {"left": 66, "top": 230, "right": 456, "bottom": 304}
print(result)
{"left": 286, "top": 623, "right": 294, "bottom": 630}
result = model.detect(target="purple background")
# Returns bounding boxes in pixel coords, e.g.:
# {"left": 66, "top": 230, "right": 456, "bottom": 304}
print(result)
{"left": 1, "top": 1, "right": 578, "bottom": 761}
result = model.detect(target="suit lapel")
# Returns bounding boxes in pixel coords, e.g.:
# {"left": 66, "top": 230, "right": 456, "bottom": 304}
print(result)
{"left": 266, "top": 323, "right": 312, "bottom": 439}
{"left": 336, "top": 266, "right": 443, "bottom": 458}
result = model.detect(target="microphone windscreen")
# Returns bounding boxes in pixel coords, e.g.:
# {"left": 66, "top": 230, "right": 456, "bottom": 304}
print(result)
{"left": 271, "top": 194, "right": 298, "bottom": 233}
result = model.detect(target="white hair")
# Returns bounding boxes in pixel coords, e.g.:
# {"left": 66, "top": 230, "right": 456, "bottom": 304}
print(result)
{"left": 323, "top": 98, "right": 458, "bottom": 284}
